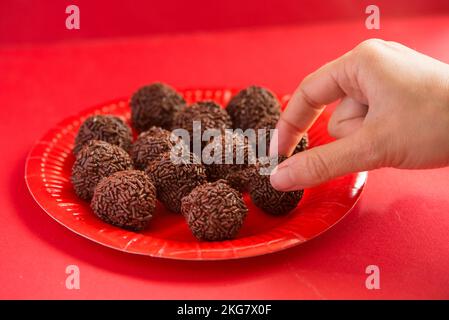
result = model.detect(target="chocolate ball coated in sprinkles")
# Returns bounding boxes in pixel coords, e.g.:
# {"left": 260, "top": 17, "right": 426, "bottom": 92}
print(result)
{"left": 146, "top": 151, "right": 207, "bottom": 213}
{"left": 181, "top": 180, "right": 248, "bottom": 241}
{"left": 71, "top": 140, "right": 133, "bottom": 201}
{"left": 172, "top": 101, "right": 232, "bottom": 146}
{"left": 91, "top": 170, "right": 156, "bottom": 231}
{"left": 248, "top": 155, "right": 304, "bottom": 215}
{"left": 203, "top": 132, "right": 256, "bottom": 191}
{"left": 172, "top": 101, "right": 232, "bottom": 156}
{"left": 131, "top": 126, "right": 187, "bottom": 170}
{"left": 73, "top": 115, "right": 133, "bottom": 155}
{"left": 226, "top": 86, "right": 281, "bottom": 130}
{"left": 130, "top": 82, "right": 186, "bottom": 132}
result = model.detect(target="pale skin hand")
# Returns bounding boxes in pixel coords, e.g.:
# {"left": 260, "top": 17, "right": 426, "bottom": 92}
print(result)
{"left": 270, "top": 39, "right": 449, "bottom": 191}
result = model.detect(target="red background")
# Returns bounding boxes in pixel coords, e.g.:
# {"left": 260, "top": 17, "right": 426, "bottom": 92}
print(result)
{"left": 1, "top": 1, "right": 449, "bottom": 299}
{"left": 2, "top": 0, "right": 449, "bottom": 44}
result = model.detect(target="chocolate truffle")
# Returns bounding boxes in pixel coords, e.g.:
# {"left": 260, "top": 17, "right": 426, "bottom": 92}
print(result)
{"left": 248, "top": 155, "right": 304, "bottom": 215}
{"left": 73, "top": 115, "right": 132, "bottom": 155}
{"left": 146, "top": 151, "right": 207, "bottom": 213}
{"left": 254, "top": 115, "right": 309, "bottom": 155}
{"left": 226, "top": 86, "right": 281, "bottom": 130}
{"left": 130, "top": 82, "right": 186, "bottom": 132}
{"left": 203, "top": 132, "right": 256, "bottom": 191}
{"left": 71, "top": 140, "right": 133, "bottom": 201}
{"left": 181, "top": 180, "right": 248, "bottom": 241}
{"left": 172, "top": 101, "right": 232, "bottom": 153}
{"left": 91, "top": 170, "right": 156, "bottom": 231}
{"left": 131, "top": 126, "right": 187, "bottom": 170}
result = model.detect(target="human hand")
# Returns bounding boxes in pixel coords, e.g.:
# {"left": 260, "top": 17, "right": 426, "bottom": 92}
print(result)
{"left": 270, "top": 39, "right": 449, "bottom": 191}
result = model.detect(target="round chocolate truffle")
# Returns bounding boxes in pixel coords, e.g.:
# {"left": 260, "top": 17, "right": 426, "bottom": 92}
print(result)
{"left": 91, "top": 170, "right": 156, "bottom": 231}
{"left": 254, "top": 115, "right": 309, "bottom": 156}
{"left": 131, "top": 126, "right": 187, "bottom": 170}
{"left": 71, "top": 140, "right": 133, "bottom": 201}
{"left": 203, "top": 132, "right": 256, "bottom": 191}
{"left": 130, "top": 82, "right": 186, "bottom": 132}
{"left": 181, "top": 180, "right": 248, "bottom": 241}
{"left": 248, "top": 155, "right": 304, "bottom": 215}
{"left": 146, "top": 151, "right": 207, "bottom": 213}
{"left": 226, "top": 86, "right": 281, "bottom": 130}
{"left": 173, "top": 100, "right": 231, "bottom": 136}
{"left": 73, "top": 115, "right": 132, "bottom": 155}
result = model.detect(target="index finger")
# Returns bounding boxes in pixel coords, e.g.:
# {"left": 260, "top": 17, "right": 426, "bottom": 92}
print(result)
{"left": 270, "top": 55, "right": 349, "bottom": 156}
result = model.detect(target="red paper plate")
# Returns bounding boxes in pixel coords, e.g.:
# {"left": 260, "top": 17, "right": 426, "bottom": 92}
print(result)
{"left": 25, "top": 88, "right": 367, "bottom": 260}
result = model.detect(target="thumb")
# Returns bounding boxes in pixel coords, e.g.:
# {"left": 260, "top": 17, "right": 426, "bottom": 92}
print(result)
{"left": 270, "top": 130, "right": 382, "bottom": 191}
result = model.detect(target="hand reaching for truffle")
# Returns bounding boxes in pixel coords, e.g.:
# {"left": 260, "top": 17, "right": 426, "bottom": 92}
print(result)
{"left": 270, "top": 39, "right": 449, "bottom": 191}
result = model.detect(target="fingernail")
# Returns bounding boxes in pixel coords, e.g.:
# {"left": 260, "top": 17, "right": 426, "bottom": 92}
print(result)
{"left": 270, "top": 164, "right": 296, "bottom": 191}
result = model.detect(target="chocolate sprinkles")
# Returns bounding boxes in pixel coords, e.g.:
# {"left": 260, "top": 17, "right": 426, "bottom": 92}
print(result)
{"left": 172, "top": 100, "right": 232, "bottom": 148}
{"left": 71, "top": 140, "right": 133, "bottom": 201}
{"left": 146, "top": 151, "right": 207, "bottom": 213}
{"left": 130, "top": 82, "right": 186, "bottom": 132}
{"left": 73, "top": 115, "right": 133, "bottom": 155}
{"left": 181, "top": 180, "right": 248, "bottom": 241}
{"left": 204, "top": 131, "right": 256, "bottom": 191}
{"left": 91, "top": 170, "right": 156, "bottom": 231}
{"left": 131, "top": 126, "right": 186, "bottom": 170}
{"left": 226, "top": 86, "right": 281, "bottom": 131}
{"left": 248, "top": 155, "right": 304, "bottom": 215}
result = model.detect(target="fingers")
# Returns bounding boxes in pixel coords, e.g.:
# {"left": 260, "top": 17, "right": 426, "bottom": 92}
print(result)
{"left": 327, "top": 97, "right": 368, "bottom": 139}
{"left": 270, "top": 55, "right": 349, "bottom": 156}
{"left": 270, "top": 129, "right": 382, "bottom": 191}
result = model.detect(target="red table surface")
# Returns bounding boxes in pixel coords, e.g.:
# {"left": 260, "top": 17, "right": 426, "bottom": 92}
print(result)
{"left": 1, "top": 15, "right": 449, "bottom": 300}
